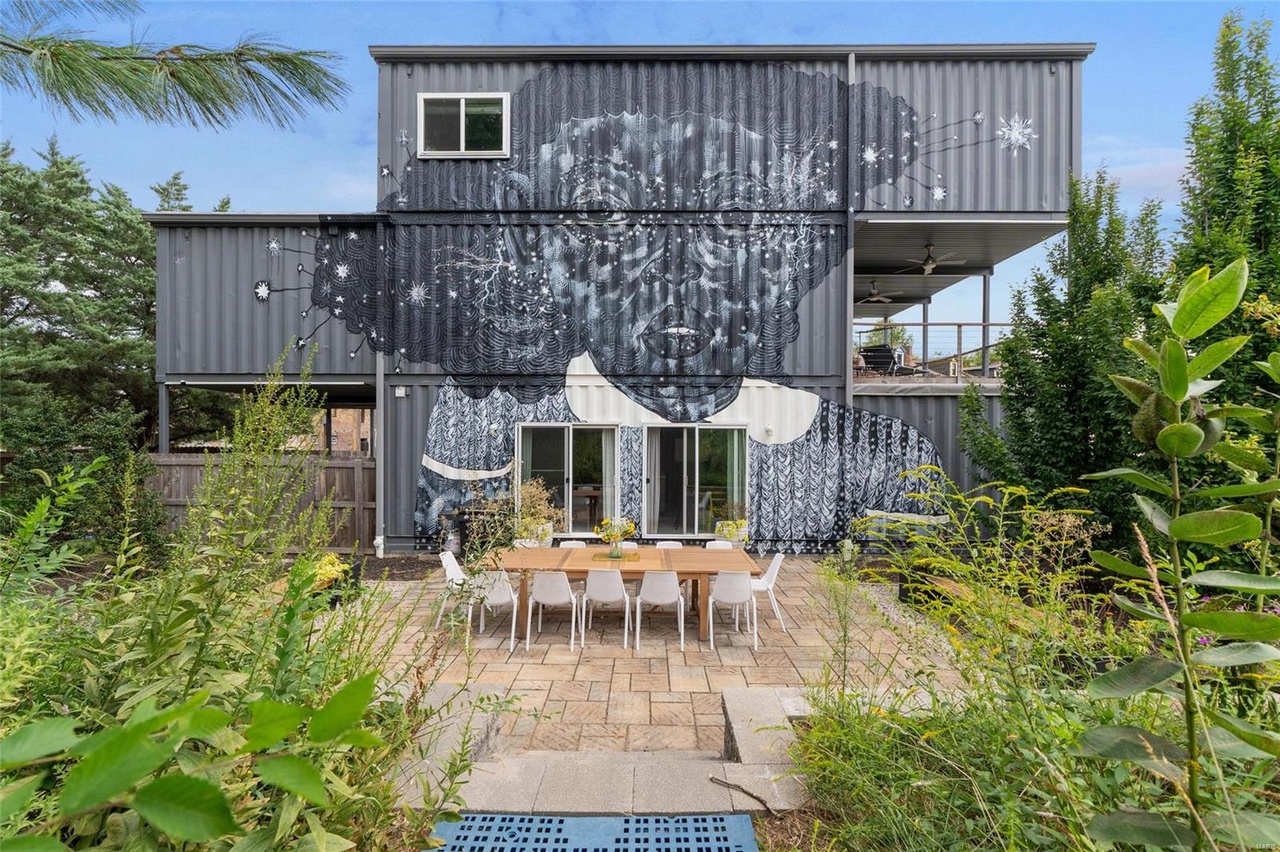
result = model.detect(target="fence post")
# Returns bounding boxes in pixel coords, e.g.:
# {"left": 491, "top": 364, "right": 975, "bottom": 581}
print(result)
{"left": 955, "top": 325, "right": 964, "bottom": 384}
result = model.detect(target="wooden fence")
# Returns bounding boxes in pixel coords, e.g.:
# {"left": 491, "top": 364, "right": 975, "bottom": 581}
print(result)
{"left": 147, "top": 453, "right": 376, "bottom": 554}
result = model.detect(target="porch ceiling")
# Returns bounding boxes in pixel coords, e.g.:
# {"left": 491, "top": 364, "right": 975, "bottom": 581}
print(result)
{"left": 850, "top": 216, "right": 1066, "bottom": 317}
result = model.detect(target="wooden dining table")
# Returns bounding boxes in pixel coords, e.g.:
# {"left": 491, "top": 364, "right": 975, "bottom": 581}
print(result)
{"left": 492, "top": 545, "right": 761, "bottom": 642}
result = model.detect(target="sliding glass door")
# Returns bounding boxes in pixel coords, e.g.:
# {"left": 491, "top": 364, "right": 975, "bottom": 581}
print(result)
{"left": 645, "top": 426, "right": 746, "bottom": 535}
{"left": 518, "top": 425, "right": 616, "bottom": 533}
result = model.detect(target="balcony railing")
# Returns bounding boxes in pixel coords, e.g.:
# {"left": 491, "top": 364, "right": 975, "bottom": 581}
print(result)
{"left": 851, "top": 321, "right": 1012, "bottom": 384}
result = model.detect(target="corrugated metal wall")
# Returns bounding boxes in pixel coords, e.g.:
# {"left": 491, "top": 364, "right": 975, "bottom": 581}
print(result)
{"left": 156, "top": 224, "right": 377, "bottom": 380}
{"left": 850, "top": 388, "right": 1004, "bottom": 493}
{"left": 855, "top": 57, "right": 1080, "bottom": 212}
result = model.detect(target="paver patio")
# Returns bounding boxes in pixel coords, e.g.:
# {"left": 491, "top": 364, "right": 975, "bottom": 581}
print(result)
{"left": 380, "top": 554, "right": 958, "bottom": 755}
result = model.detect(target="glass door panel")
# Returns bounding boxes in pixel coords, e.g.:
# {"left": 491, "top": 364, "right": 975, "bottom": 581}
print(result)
{"left": 696, "top": 428, "right": 746, "bottom": 533}
{"left": 646, "top": 427, "right": 693, "bottom": 535}
{"left": 569, "top": 427, "right": 615, "bottom": 533}
{"left": 520, "top": 426, "right": 567, "bottom": 528}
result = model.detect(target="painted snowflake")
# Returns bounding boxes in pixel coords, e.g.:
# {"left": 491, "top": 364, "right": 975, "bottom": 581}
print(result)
{"left": 861, "top": 145, "right": 880, "bottom": 165}
{"left": 265, "top": 238, "right": 282, "bottom": 256}
{"left": 334, "top": 262, "right": 351, "bottom": 280}
{"left": 253, "top": 281, "right": 271, "bottom": 302}
{"left": 931, "top": 185, "right": 948, "bottom": 203}
{"left": 997, "top": 113, "right": 1037, "bottom": 157}
{"left": 406, "top": 282, "right": 429, "bottom": 306}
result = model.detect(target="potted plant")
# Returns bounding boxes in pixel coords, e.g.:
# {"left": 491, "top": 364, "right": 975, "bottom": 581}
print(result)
{"left": 515, "top": 477, "right": 561, "bottom": 546}
{"left": 713, "top": 501, "right": 750, "bottom": 547}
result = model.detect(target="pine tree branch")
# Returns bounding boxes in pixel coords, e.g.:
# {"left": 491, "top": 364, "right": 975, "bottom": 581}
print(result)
{"left": 1, "top": 30, "right": 347, "bottom": 129}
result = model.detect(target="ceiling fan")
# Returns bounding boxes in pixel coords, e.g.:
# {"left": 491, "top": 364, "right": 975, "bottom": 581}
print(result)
{"left": 856, "top": 280, "right": 903, "bottom": 304}
{"left": 894, "top": 244, "right": 967, "bottom": 275}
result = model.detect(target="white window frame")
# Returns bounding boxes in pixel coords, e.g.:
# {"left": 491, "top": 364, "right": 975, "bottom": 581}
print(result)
{"left": 641, "top": 423, "right": 749, "bottom": 538}
{"left": 514, "top": 423, "right": 620, "bottom": 536}
{"left": 417, "top": 92, "right": 511, "bottom": 159}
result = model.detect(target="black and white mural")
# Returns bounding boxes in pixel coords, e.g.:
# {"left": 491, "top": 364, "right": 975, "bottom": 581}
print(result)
{"left": 254, "top": 62, "right": 1039, "bottom": 551}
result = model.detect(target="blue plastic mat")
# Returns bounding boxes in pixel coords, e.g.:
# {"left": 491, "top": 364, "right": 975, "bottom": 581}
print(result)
{"left": 432, "top": 814, "right": 759, "bottom": 852}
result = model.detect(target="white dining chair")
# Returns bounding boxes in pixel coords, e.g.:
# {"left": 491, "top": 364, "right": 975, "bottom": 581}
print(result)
{"left": 655, "top": 540, "right": 683, "bottom": 549}
{"left": 752, "top": 553, "right": 787, "bottom": 631}
{"left": 527, "top": 571, "right": 579, "bottom": 650}
{"left": 434, "top": 551, "right": 469, "bottom": 628}
{"left": 581, "top": 568, "right": 631, "bottom": 647}
{"left": 705, "top": 540, "right": 734, "bottom": 550}
{"left": 634, "top": 570, "right": 684, "bottom": 650}
{"left": 708, "top": 570, "right": 757, "bottom": 651}
{"left": 470, "top": 570, "right": 517, "bottom": 652}
{"left": 513, "top": 538, "right": 541, "bottom": 548}
{"left": 559, "top": 540, "right": 587, "bottom": 549}
{"left": 619, "top": 541, "right": 639, "bottom": 550}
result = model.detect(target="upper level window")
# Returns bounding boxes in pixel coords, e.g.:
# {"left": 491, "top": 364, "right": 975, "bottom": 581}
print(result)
{"left": 417, "top": 93, "right": 510, "bottom": 158}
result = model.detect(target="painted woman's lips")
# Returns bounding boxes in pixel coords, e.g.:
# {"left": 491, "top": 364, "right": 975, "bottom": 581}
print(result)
{"left": 641, "top": 304, "right": 715, "bottom": 359}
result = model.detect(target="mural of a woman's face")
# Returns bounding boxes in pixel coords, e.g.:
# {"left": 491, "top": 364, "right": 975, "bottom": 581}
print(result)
{"left": 526, "top": 114, "right": 831, "bottom": 421}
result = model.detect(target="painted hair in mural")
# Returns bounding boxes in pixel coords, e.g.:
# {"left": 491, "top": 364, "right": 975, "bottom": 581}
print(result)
{"left": 255, "top": 62, "right": 1039, "bottom": 550}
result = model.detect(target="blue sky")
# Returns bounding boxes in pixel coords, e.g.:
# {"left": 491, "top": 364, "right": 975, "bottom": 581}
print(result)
{"left": 3, "top": 0, "right": 1271, "bottom": 332}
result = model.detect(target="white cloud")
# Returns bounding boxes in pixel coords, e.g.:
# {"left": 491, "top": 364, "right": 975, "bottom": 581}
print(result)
{"left": 1084, "top": 134, "right": 1187, "bottom": 206}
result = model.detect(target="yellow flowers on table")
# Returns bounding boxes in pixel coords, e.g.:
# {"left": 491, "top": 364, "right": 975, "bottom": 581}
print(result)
{"left": 594, "top": 516, "right": 636, "bottom": 543}
{"left": 714, "top": 519, "right": 749, "bottom": 544}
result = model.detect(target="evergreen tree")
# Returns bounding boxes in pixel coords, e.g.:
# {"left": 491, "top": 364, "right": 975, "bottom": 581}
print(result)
{"left": 212, "top": 195, "right": 232, "bottom": 212}
{"left": 959, "top": 171, "right": 1167, "bottom": 544}
{"left": 0, "top": 0, "right": 346, "bottom": 129}
{"left": 150, "top": 171, "right": 192, "bottom": 212}
{"left": 0, "top": 140, "right": 234, "bottom": 449}
{"left": 1174, "top": 11, "right": 1279, "bottom": 403}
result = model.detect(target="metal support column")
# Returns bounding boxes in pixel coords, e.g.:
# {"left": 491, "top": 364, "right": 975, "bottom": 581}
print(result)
{"left": 157, "top": 383, "right": 170, "bottom": 453}
{"left": 374, "top": 356, "right": 386, "bottom": 557}
{"left": 981, "top": 273, "right": 992, "bottom": 377}
{"left": 921, "top": 300, "right": 930, "bottom": 374}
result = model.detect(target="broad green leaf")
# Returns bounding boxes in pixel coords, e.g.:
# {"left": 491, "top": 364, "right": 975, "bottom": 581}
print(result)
{"left": 1134, "top": 495, "right": 1171, "bottom": 535}
{"left": 1182, "top": 611, "right": 1280, "bottom": 642}
{"left": 1154, "top": 301, "right": 1179, "bottom": 331}
{"left": 1188, "top": 335, "right": 1251, "bottom": 379}
{"left": 1081, "top": 468, "right": 1172, "bottom": 497}
{"left": 133, "top": 774, "right": 240, "bottom": 842}
{"left": 1192, "top": 641, "right": 1280, "bottom": 667}
{"left": 1111, "top": 375, "right": 1157, "bottom": 406}
{"left": 1160, "top": 338, "right": 1189, "bottom": 402}
{"left": 1207, "top": 709, "right": 1280, "bottom": 757}
{"left": 255, "top": 755, "right": 329, "bottom": 806}
{"left": 1256, "top": 357, "right": 1280, "bottom": 384}
{"left": 1075, "top": 725, "right": 1188, "bottom": 783}
{"left": 0, "top": 717, "right": 82, "bottom": 770}
{"left": 1190, "top": 480, "right": 1280, "bottom": 500}
{"left": 1086, "top": 811, "right": 1194, "bottom": 849}
{"left": 1204, "top": 810, "right": 1280, "bottom": 847}
{"left": 1186, "top": 378, "right": 1224, "bottom": 398}
{"left": 240, "top": 700, "right": 309, "bottom": 753}
{"left": 1090, "top": 549, "right": 1173, "bottom": 583}
{"left": 1205, "top": 404, "right": 1272, "bottom": 419}
{"left": 0, "top": 838, "right": 72, "bottom": 851}
{"left": 1112, "top": 592, "right": 1166, "bottom": 622}
{"left": 1157, "top": 423, "right": 1203, "bottom": 457}
{"left": 1168, "top": 509, "right": 1261, "bottom": 545}
{"left": 1087, "top": 657, "right": 1181, "bottom": 700}
{"left": 1172, "top": 258, "right": 1248, "bottom": 340}
{"left": 1124, "top": 337, "right": 1160, "bottom": 370}
{"left": 1214, "top": 442, "right": 1273, "bottom": 473}
{"left": 308, "top": 672, "right": 377, "bottom": 743}
{"left": 0, "top": 772, "right": 46, "bottom": 824}
{"left": 177, "top": 708, "right": 233, "bottom": 743}
{"left": 1203, "top": 725, "right": 1275, "bottom": 761}
{"left": 1186, "top": 570, "right": 1280, "bottom": 594}
{"left": 59, "top": 727, "right": 175, "bottom": 814}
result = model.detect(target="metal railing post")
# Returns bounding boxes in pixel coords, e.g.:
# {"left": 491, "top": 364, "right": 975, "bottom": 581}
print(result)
{"left": 956, "top": 325, "right": 964, "bottom": 384}
{"left": 982, "top": 274, "right": 992, "bottom": 377}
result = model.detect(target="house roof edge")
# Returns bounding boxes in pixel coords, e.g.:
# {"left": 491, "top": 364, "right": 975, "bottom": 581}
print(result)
{"left": 367, "top": 43, "right": 1096, "bottom": 63}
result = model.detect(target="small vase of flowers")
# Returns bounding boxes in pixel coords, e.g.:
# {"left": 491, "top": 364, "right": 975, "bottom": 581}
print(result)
{"left": 594, "top": 516, "right": 636, "bottom": 559}
{"left": 713, "top": 519, "right": 750, "bottom": 547}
